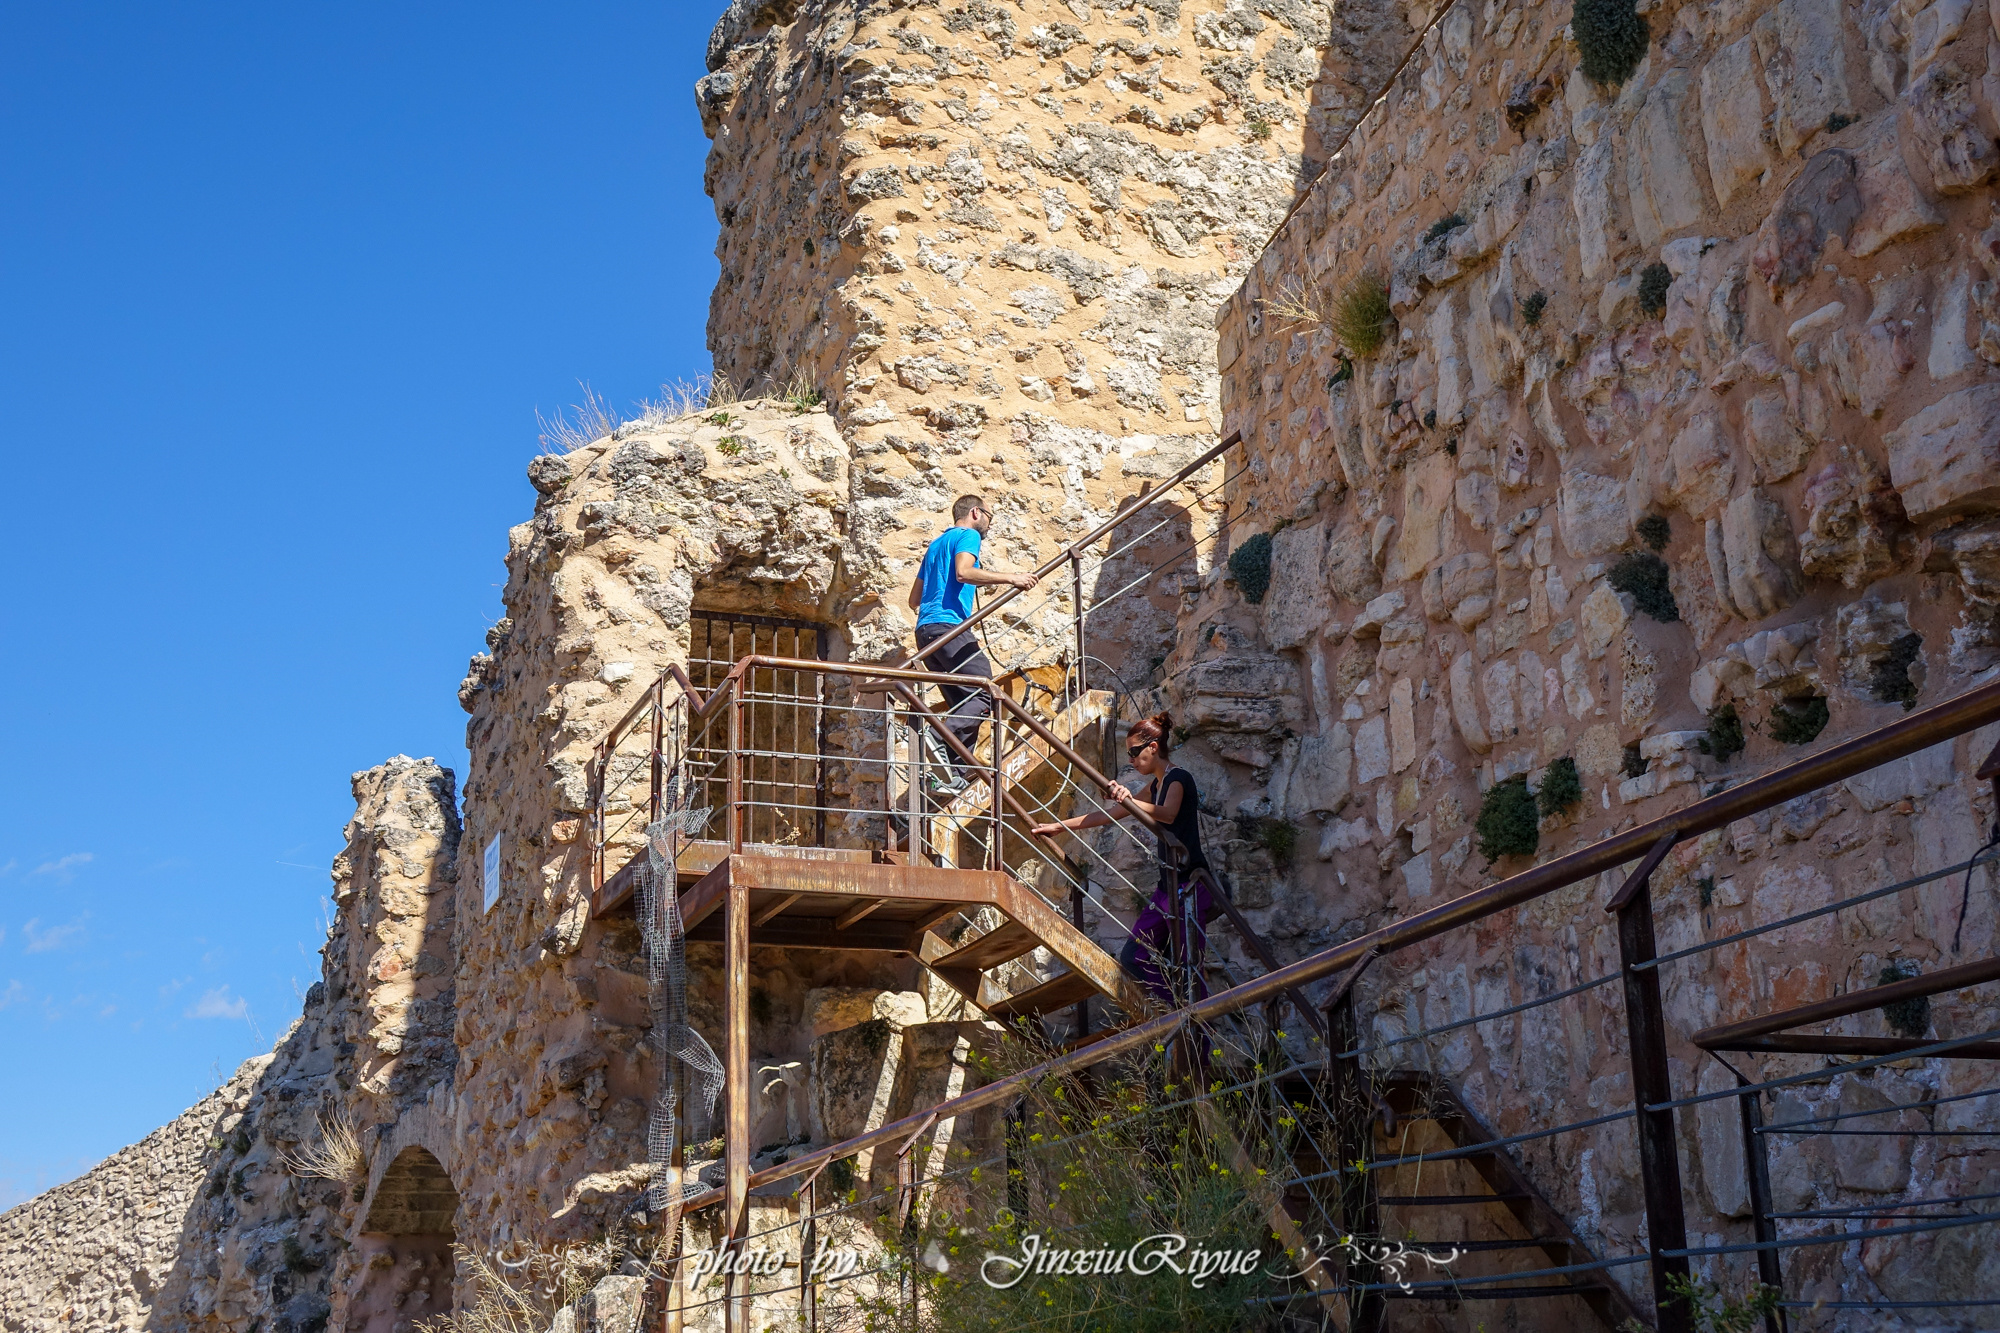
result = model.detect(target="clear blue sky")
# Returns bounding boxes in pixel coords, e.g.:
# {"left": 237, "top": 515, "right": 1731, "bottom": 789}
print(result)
{"left": 0, "top": 3, "right": 721, "bottom": 1209}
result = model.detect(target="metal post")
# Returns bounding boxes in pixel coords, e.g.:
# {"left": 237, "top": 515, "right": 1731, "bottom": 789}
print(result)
{"left": 1738, "top": 1075, "right": 1786, "bottom": 1333}
{"left": 989, "top": 685, "right": 1004, "bottom": 873}
{"left": 649, "top": 678, "right": 665, "bottom": 828}
{"left": 724, "top": 878, "right": 750, "bottom": 1332}
{"left": 727, "top": 678, "right": 744, "bottom": 853}
{"left": 801, "top": 1175, "right": 819, "bottom": 1333}
{"left": 1612, "top": 843, "right": 1695, "bottom": 1333}
{"left": 1069, "top": 552, "right": 1086, "bottom": 701}
{"left": 1070, "top": 864, "right": 1090, "bottom": 1039}
{"left": 1328, "top": 990, "right": 1383, "bottom": 1333}
{"left": 814, "top": 626, "right": 830, "bottom": 848}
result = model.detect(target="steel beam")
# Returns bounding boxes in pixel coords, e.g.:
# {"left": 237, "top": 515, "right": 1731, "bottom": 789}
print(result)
{"left": 723, "top": 879, "right": 750, "bottom": 1333}
{"left": 1693, "top": 954, "right": 2000, "bottom": 1049}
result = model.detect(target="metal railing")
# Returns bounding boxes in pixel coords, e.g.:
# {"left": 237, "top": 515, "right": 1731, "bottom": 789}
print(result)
{"left": 659, "top": 677, "right": 2000, "bottom": 1331}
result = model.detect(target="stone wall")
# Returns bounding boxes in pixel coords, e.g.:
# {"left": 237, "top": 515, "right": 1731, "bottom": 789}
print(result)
{"left": 1186, "top": 0, "right": 2000, "bottom": 1314}
{"left": 697, "top": 0, "right": 1405, "bottom": 678}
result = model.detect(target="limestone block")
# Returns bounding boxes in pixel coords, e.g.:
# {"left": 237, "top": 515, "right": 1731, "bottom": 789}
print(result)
{"left": 1884, "top": 383, "right": 2000, "bottom": 519}
{"left": 1904, "top": 60, "right": 2000, "bottom": 194}
{"left": 1355, "top": 715, "right": 1391, "bottom": 784}
{"left": 1832, "top": 1081, "right": 1916, "bottom": 1192}
{"left": 1262, "top": 521, "right": 1330, "bottom": 650}
{"left": 1387, "top": 451, "right": 1457, "bottom": 582}
{"left": 1700, "top": 36, "right": 1775, "bottom": 207}
{"left": 1326, "top": 514, "right": 1384, "bottom": 604}
{"left": 1273, "top": 725, "right": 1352, "bottom": 819}
{"left": 1834, "top": 595, "right": 1917, "bottom": 692}
{"left": 1689, "top": 654, "right": 1755, "bottom": 711}
{"left": 1579, "top": 582, "right": 1633, "bottom": 661}
{"left": 1847, "top": 116, "right": 1945, "bottom": 257}
{"left": 1571, "top": 135, "right": 1619, "bottom": 282}
{"left": 1799, "top": 455, "right": 1903, "bottom": 586}
{"left": 1178, "top": 655, "right": 1298, "bottom": 734}
{"left": 1754, "top": 0, "right": 1857, "bottom": 156}
{"left": 1561, "top": 647, "right": 1599, "bottom": 718}
{"left": 1390, "top": 677, "right": 1417, "bottom": 773}
{"left": 1751, "top": 149, "right": 1863, "bottom": 289}
{"left": 1456, "top": 470, "right": 1498, "bottom": 532}
{"left": 1695, "top": 1061, "right": 1752, "bottom": 1218}
{"left": 1666, "top": 411, "right": 1738, "bottom": 518}
{"left": 1423, "top": 551, "right": 1497, "bottom": 627}
{"left": 1481, "top": 658, "right": 1520, "bottom": 742}
{"left": 1929, "top": 267, "right": 1979, "bottom": 380}
{"left": 1626, "top": 70, "right": 1708, "bottom": 247}
{"left": 1353, "top": 589, "right": 1407, "bottom": 638}
{"left": 1558, "top": 469, "right": 1630, "bottom": 557}
{"left": 579, "top": 1275, "right": 647, "bottom": 1333}
{"left": 1843, "top": 737, "right": 1955, "bottom": 810}
{"left": 1448, "top": 651, "right": 1493, "bottom": 753}
{"left": 1743, "top": 393, "right": 1813, "bottom": 483}
{"left": 1722, "top": 488, "right": 1804, "bottom": 618}
{"left": 1928, "top": 517, "right": 2000, "bottom": 604}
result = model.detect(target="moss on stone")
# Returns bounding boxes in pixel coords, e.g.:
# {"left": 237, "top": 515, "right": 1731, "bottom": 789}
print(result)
{"left": 1423, "top": 213, "right": 1465, "bottom": 243}
{"left": 1228, "top": 531, "right": 1274, "bottom": 604}
{"left": 1519, "top": 290, "right": 1548, "bottom": 326}
{"left": 1608, "top": 551, "right": 1680, "bottom": 622}
{"left": 1475, "top": 774, "right": 1540, "bottom": 862}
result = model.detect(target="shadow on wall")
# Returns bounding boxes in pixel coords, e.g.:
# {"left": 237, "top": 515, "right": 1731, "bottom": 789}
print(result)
{"left": 345, "top": 1147, "right": 460, "bottom": 1333}
{"left": 1300, "top": 0, "right": 1427, "bottom": 194}
{"left": 1084, "top": 495, "right": 1199, "bottom": 701}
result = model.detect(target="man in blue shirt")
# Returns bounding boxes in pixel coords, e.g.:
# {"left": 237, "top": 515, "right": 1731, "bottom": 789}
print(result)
{"left": 907, "top": 495, "right": 1038, "bottom": 781}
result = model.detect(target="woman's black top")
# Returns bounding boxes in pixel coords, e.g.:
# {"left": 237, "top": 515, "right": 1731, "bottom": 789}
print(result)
{"left": 1148, "top": 767, "right": 1208, "bottom": 874}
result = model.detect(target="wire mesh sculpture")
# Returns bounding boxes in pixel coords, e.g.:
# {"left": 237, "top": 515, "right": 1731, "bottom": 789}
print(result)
{"left": 639, "top": 770, "right": 723, "bottom": 1230}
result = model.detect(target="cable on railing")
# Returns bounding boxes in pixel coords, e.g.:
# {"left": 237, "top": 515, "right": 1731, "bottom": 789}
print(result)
{"left": 1769, "top": 1187, "right": 2000, "bottom": 1220}
{"left": 1650, "top": 1027, "right": 2000, "bottom": 1114}
{"left": 1635, "top": 849, "right": 2000, "bottom": 972}
{"left": 1337, "top": 970, "right": 1620, "bottom": 1060}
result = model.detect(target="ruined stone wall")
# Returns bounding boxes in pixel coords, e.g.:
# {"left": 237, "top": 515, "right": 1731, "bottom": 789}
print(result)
{"left": 1182, "top": 0, "right": 2000, "bottom": 1314}
{"left": 698, "top": 0, "right": 1407, "bottom": 677}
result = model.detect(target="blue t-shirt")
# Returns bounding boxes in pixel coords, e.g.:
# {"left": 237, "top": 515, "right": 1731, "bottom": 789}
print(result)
{"left": 917, "top": 527, "right": 982, "bottom": 626}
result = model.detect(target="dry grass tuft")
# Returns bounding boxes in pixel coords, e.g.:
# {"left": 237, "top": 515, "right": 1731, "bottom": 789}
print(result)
{"left": 416, "top": 1229, "right": 663, "bottom": 1333}
{"left": 536, "top": 383, "right": 620, "bottom": 454}
{"left": 280, "top": 1108, "right": 368, "bottom": 1192}
{"left": 1259, "top": 272, "right": 1332, "bottom": 331}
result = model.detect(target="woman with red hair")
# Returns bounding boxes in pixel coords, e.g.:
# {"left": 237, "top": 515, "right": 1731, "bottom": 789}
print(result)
{"left": 1031, "top": 712, "right": 1218, "bottom": 1007}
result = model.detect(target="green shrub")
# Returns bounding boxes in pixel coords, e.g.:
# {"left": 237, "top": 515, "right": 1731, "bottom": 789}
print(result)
{"left": 1637, "top": 262, "right": 1673, "bottom": 317}
{"left": 1248, "top": 117, "right": 1272, "bottom": 140}
{"left": 1697, "top": 703, "right": 1746, "bottom": 762}
{"left": 1423, "top": 213, "right": 1465, "bottom": 244}
{"left": 1622, "top": 742, "right": 1648, "bottom": 779}
{"left": 1870, "top": 632, "right": 1922, "bottom": 708}
{"left": 1228, "top": 531, "right": 1274, "bottom": 604}
{"left": 1878, "top": 961, "right": 1930, "bottom": 1038}
{"left": 1608, "top": 551, "right": 1680, "bottom": 622}
{"left": 1768, "top": 695, "right": 1829, "bottom": 745}
{"left": 1332, "top": 270, "right": 1393, "bottom": 355}
{"left": 1573, "top": 0, "right": 1650, "bottom": 86}
{"left": 1475, "top": 774, "right": 1540, "bottom": 862}
{"left": 717, "top": 435, "right": 748, "bottom": 457}
{"left": 1636, "top": 513, "right": 1671, "bottom": 551}
{"left": 1519, "top": 290, "right": 1548, "bottom": 326}
{"left": 1537, "top": 757, "right": 1583, "bottom": 817}
{"left": 1237, "top": 815, "right": 1299, "bottom": 868}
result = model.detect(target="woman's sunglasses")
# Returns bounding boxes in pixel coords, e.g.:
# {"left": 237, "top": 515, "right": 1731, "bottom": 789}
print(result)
{"left": 1127, "top": 741, "right": 1155, "bottom": 757}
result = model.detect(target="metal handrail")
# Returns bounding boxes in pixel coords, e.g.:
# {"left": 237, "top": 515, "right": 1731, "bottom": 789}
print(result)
{"left": 678, "top": 675, "right": 2000, "bottom": 1205}
{"left": 904, "top": 429, "right": 1240, "bottom": 668}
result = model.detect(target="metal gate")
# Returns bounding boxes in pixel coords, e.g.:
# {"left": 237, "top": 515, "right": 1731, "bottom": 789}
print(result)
{"left": 686, "top": 611, "right": 830, "bottom": 847}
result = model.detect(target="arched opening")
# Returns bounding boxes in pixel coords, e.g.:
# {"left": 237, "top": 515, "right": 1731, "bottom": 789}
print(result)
{"left": 350, "top": 1146, "right": 459, "bottom": 1332}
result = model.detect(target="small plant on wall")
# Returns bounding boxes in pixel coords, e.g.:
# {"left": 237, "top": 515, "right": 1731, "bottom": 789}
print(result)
{"left": 1697, "top": 703, "right": 1746, "bottom": 762}
{"left": 1537, "top": 757, "right": 1584, "bottom": 818}
{"left": 1637, "top": 262, "right": 1673, "bottom": 318}
{"left": 1332, "top": 269, "right": 1393, "bottom": 355}
{"left": 1768, "top": 695, "right": 1829, "bottom": 745}
{"left": 1228, "top": 531, "right": 1274, "bottom": 603}
{"left": 1608, "top": 550, "right": 1679, "bottom": 622}
{"left": 1574, "top": 0, "right": 1650, "bottom": 86}
{"left": 1475, "top": 774, "right": 1540, "bottom": 863}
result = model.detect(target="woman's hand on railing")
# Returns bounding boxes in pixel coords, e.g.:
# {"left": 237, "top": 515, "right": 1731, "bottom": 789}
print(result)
{"left": 1028, "top": 820, "right": 1069, "bottom": 838}
{"left": 1106, "top": 781, "right": 1133, "bottom": 803}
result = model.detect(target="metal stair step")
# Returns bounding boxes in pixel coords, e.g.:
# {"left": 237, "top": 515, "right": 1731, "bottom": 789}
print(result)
{"left": 930, "top": 920, "right": 1040, "bottom": 972}
{"left": 985, "top": 971, "right": 1096, "bottom": 1021}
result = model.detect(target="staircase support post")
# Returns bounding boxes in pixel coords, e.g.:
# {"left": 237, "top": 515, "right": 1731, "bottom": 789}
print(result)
{"left": 1737, "top": 1074, "right": 1786, "bottom": 1333}
{"left": 1328, "top": 991, "right": 1383, "bottom": 1333}
{"left": 1612, "top": 840, "right": 1694, "bottom": 1333}
{"left": 724, "top": 877, "right": 751, "bottom": 1332}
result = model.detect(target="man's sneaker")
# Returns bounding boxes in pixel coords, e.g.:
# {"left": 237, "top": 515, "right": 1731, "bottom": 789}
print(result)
{"left": 925, "top": 769, "right": 970, "bottom": 798}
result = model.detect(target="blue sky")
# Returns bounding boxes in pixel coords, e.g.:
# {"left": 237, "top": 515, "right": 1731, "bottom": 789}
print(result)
{"left": 0, "top": 3, "right": 720, "bottom": 1208}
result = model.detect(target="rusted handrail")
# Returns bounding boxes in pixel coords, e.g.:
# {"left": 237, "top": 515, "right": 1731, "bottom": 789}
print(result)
{"left": 905, "top": 430, "right": 1241, "bottom": 668}
{"left": 677, "top": 675, "right": 2000, "bottom": 1204}
{"left": 1694, "top": 953, "right": 2000, "bottom": 1050}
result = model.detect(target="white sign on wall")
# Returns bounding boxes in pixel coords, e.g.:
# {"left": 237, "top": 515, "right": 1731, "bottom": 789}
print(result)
{"left": 483, "top": 834, "right": 502, "bottom": 914}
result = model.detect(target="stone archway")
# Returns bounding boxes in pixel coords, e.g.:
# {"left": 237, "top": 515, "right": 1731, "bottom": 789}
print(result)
{"left": 348, "top": 1146, "right": 460, "bottom": 1332}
